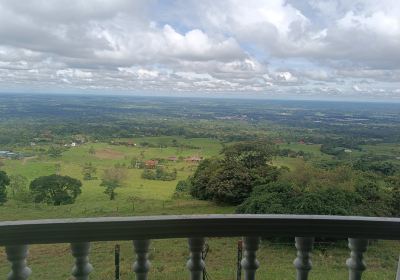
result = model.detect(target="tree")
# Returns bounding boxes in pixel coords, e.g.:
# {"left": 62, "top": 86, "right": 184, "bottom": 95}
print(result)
{"left": 55, "top": 163, "right": 61, "bottom": 175}
{"left": 88, "top": 146, "right": 96, "bottom": 155}
{"left": 190, "top": 141, "right": 280, "bottom": 204}
{"left": 82, "top": 162, "right": 97, "bottom": 180}
{"left": 48, "top": 146, "right": 63, "bottom": 158}
{"left": 100, "top": 167, "right": 127, "bottom": 200}
{"left": 0, "top": 170, "right": 10, "bottom": 204}
{"left": 30, "top": 174, "right": 82, "bottom": 205}
{"left": 222, "top": 141, "right": 277, "bottom": 169}
{"left": 8, "top": 174, "right": 30, "bottom": 202}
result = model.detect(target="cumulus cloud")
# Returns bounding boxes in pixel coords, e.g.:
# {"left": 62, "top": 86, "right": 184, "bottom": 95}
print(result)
{"left": 0, "top": 0, "right": 399, "bottom": 99}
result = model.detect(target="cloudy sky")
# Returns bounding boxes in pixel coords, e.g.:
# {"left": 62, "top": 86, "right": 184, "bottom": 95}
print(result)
{"left": 0, "top": 0, "right": 400, "bottom": 100}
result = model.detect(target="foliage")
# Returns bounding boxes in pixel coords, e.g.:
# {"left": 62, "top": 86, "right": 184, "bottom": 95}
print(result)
{"left": 82, "top": 162, "right": 97, "bottom": 180}
{"left": 0, "top": 170, "right": 10, "bottom": 204}
{"left": 175, "top": 180, "right": 191, "bottom": 193}
{"left": 190, "top": 141, "right": 280, "bottom": 204}
{"left": 100, "top": 167, "right": 127, "bottom": 200}
{"left": 222, "top": 141, "right": 277, "bottom": 169}
{"left": 47, "top": 146, "right": 63, "bottom": 158}
{"left": 141, "top": 167, "right": 177, "bottom": 181}
{"left": 8, "top": 174, "right": 31, "bottom": 202}
{"left": 354, "top": 159, "right": 398, "bottom": 176}
{"left": 29, "top": 174, "right": 82, "bottom": 205}
{"left": 237, "top": 179, "right": 394, "bottom": 217}
{"left": 88, "top": 146, "right": 96, "bottom": 155}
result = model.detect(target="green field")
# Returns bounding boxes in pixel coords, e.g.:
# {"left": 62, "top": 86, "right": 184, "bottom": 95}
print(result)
{"left": 0, "top": 137, "right": 399, "bottom": 279}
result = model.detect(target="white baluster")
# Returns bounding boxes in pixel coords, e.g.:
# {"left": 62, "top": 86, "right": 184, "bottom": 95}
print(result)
{"left": 187, "top": 237, "right": 205, "bottom": 280}
{"left": 71, "top": 242, "right": 93, "bottom": 280}
{"left": 6, "top": 245, "right": 32, "bottom": 280}
{"left": 133, "top": 239, "right": 151, "bottom": 280}
{"left": 346, "top": 238, "right": 368, "bottom": 280}
{"left": 294, "top": 237, "right": 314, "bottom": 280}
{"left": 241, "top": 236, "right": 261, "bottom": 280}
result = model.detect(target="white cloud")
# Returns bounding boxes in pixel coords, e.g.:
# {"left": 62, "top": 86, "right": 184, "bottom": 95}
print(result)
{"left": 0, "top": 0, "right": 399, "bottom": 99}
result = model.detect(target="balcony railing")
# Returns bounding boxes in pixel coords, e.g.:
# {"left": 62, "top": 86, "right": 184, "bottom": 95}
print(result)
{"left": 1, "top": 214, "right": 400, "bottom": 280}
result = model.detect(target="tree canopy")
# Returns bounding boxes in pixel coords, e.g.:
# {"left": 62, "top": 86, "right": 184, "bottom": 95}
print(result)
{"left": 190, "top": 141, "right": 280, "bottom": 204}
{"left": 0, "top": 170, "right": 10, "bottom": 204}
{"left": 29, "top": 174, "right": 82, "bottom": 205}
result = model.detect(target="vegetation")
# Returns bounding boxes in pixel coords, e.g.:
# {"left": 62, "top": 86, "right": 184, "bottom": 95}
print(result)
{"left": 190, "top": 141, "right": 281, "bottom": 204}
{"left": 82, "top": 162, "right": 97, "bottom": 180}
{"left": 0, "top": 95, "right": 399, "bottom": 279}
{"left": 142, "top": 167, "right": 177, "bottom": 181}
{"left": 0, "top": 170, "right": 10, "bottom": 204}
{"left": 8, "top": 174, "right": 30, "bottom": 202}
{"left": 29, "top": 174, "right": 82, "bottom": 205}
{"left": 100, "top": 166, "right": 127, "bottom": 200}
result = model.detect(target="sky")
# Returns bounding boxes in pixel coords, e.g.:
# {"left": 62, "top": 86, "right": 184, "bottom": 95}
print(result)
{"left": 0, "top": 0, "right": 400, "bottom": 100}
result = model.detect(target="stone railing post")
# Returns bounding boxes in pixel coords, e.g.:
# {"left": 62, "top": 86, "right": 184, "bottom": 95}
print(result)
{"left": 396, "top": 255, "right": 400, "bottom": 280}
{"left": 294, "top": 237, "right": 314, "bottom": 280}
{"left": 5, "top": 245, "right": 32, "bottom": 280}
{"left": 241, "top": 236, "right": 261, "bottom": 280}
{"left": 346, "top": 238, "right": 368, "bottom": 280}
{"left": 133, "top": 239, "right": 151, "bottom": 280}
{"left": 70, "top": 242, "right": 93, "bottom": 280}
{"left": 187, "top": 237, "right": 205, "bottom": 280}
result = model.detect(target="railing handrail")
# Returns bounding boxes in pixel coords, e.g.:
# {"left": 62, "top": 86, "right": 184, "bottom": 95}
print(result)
{"left": 1, "top": 214, "right": 399, "bottom": 245}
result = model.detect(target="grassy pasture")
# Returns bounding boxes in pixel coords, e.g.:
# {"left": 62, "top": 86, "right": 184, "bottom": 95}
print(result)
{"left": 0, "top": 137, "right": 399, "bottom": 279}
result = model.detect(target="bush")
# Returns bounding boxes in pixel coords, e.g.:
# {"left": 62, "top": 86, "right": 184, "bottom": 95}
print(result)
{"left": 236, "top": 182, "right": 297, "bottom": 214}
{"left": 175, "top": 180, "right": 191, "bottom": 193}
{"left": 142, "top": 167, "right": 177, "bottom": 181}
{"left": 237, "top": 180, "right": 393, "bottom": 217}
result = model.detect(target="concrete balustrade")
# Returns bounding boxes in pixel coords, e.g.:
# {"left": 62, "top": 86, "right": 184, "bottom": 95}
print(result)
{"left": 1, "top": 214, "right": 399, "bottom": 279}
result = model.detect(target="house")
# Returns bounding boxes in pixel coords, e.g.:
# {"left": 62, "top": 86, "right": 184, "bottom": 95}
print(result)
{"left": 145, "top": 160, "right": 159, "bottom": 169}
{"left": 185, "top": 156, "right": 203, "bottom": 164}
{"left": 0, "top": 151, "right": 23, "bottom": 159}
{"left": 167, "top": 156, "right": 178, "bottom": 162}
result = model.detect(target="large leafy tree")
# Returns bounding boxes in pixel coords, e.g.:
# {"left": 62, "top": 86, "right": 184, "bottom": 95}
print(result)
{"left": 30, "top": 174, "right": 82, "bottom": 205}
{"left": 0, "top": 170, "right": 10, "bottom": 204}
{"left": 190, "top": 141, "right": 280, "bottom": 204}
{"left": 222, "top": 141, "right": 277, "bottom": 169}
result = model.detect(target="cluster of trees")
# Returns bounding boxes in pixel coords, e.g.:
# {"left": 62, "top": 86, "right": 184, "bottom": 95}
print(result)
{"left": 278, "top": 148, "right": 312, "bottom": 160}
{"left": 237, "top": 170, "right": 400, "bottom": 216}
{"left": 189, "top": 141, "right": 281, "bottom": 204}
{"left": 142, "top": 167, "right": 177, "bottom": 181}
{"left": 186, "top": 141, "right": 400, "bottom": 217}
{"left": 0, "top": 171, "right": 82, "bottom": 206}
{"left": 353, "top": 155, "right": 399, "bottom": 176}
{"left": 320, "top": 138, "right": 360, "bottom": 156}
{"left": 47, "top": 146, "right": 65, "bottom": 158}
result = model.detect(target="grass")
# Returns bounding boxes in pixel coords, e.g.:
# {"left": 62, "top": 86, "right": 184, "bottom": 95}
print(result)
{"left": 0, "top": 137, "right": 399, "bottom": 279}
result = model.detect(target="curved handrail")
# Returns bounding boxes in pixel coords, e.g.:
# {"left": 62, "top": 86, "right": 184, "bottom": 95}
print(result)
{"left": 1, "top": 214, "right": 400, "bottom": 245}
